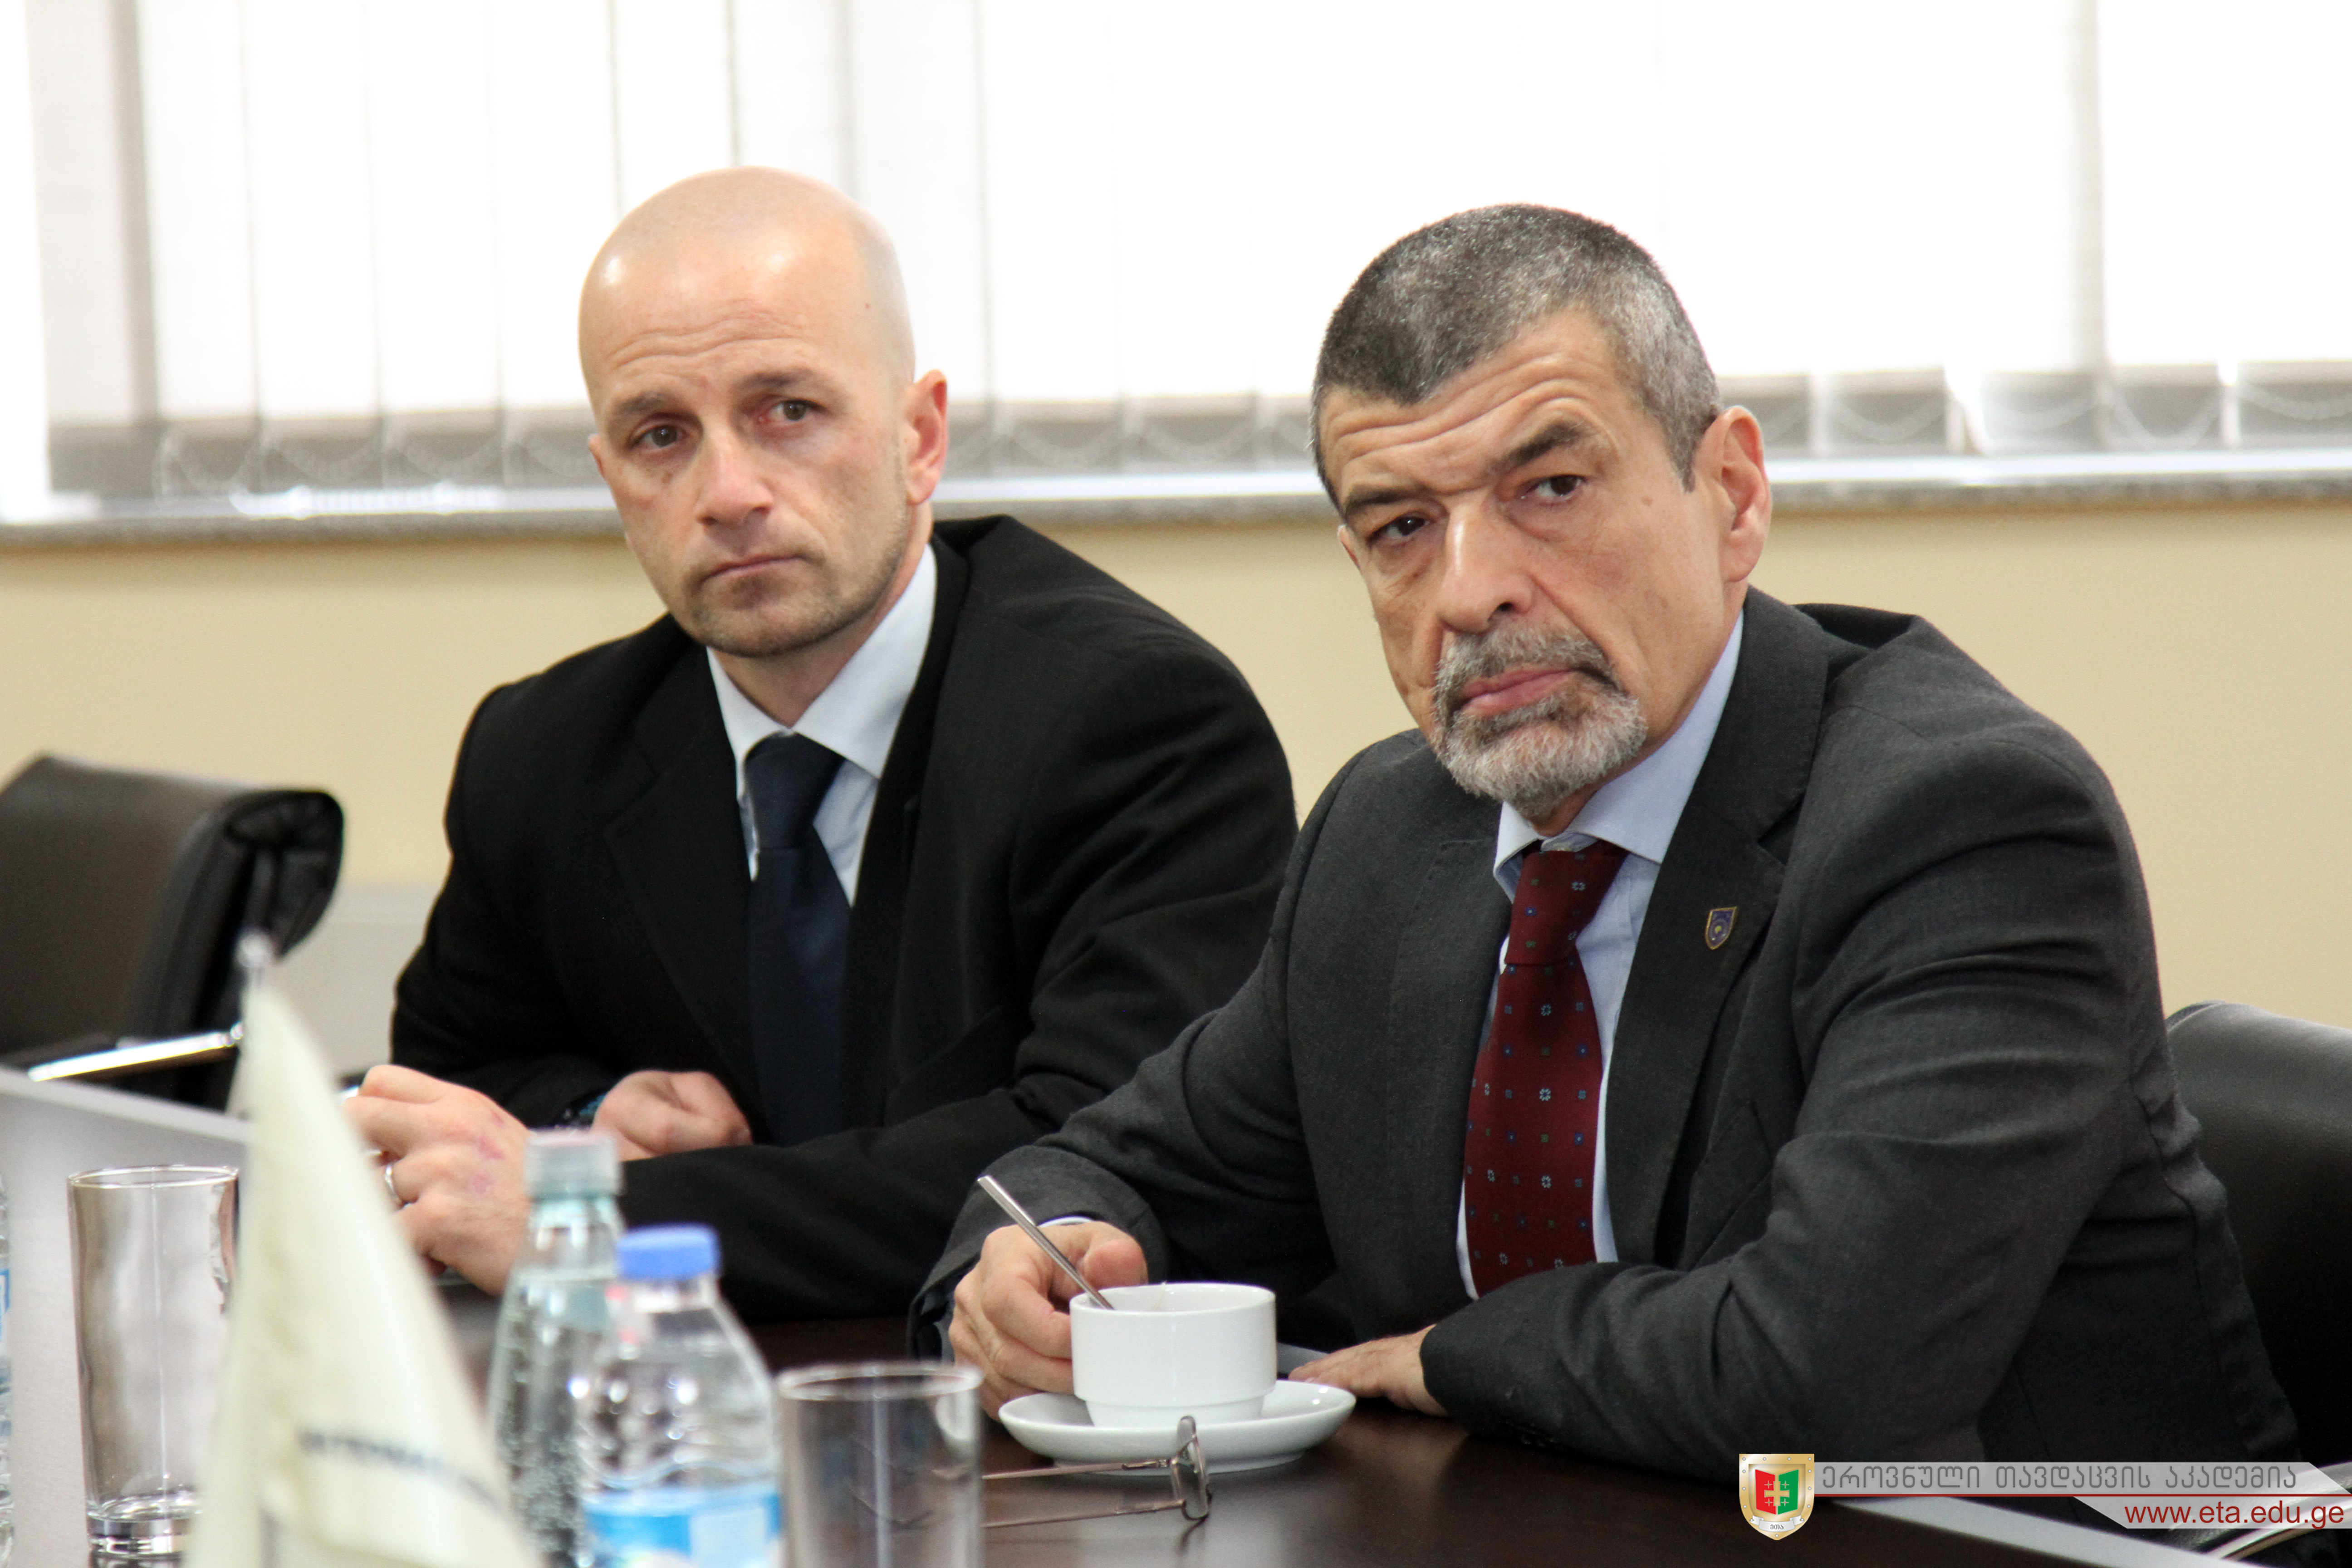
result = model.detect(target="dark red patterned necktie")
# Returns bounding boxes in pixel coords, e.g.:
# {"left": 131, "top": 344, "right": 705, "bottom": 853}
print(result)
{"left": 1465, "top": 840, "right": 1629, "bottom": 1294}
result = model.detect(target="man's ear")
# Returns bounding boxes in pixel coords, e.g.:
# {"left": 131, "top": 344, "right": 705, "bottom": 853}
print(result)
{"left": 588, "top": 431, "right": 610, "bottom": 485}
{"left": 903, "top": 370, "right": 951, "bottom": 505}
{"left": 1706, "top": 407, "right": 1771, "bottom": 586}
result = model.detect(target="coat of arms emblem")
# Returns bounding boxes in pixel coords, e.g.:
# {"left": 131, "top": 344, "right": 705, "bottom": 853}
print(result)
{"left": 1705, "top": 906, "right": 1738, "bottom": 950}
{"left": 1738, "top": 1453, "right": 1814, "bottom": 1539}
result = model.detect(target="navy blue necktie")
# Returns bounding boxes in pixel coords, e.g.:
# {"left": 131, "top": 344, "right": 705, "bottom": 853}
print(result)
{"left": 745, "top": 732, "right": 849, "bottom": 1145}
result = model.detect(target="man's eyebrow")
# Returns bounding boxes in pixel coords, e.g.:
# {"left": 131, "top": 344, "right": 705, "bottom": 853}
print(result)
{"left": 610, "top": 389, "right": 673, "bottom": 421}
{"left": 1496, "top": 418, "right": 1597, "bottom": 476}
{"left": 1339, "top": 483, "right": 1420, "bottom": 523}
{"left": 606, "top": 370, "right": 818, "bottom": 425}
{"left": 1338, "top": 418, "right": 1600, "bottom": 524}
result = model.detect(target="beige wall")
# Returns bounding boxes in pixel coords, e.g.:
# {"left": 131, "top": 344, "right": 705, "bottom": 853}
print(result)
{"left": 4, "top": 498, "right": 2347, "bottom": 1027}
{"left": 1749, "top": 501, "right": 2352, "bottom": 1029}
{"left": 0, "top": 536, "right": 665, "bottom": 886}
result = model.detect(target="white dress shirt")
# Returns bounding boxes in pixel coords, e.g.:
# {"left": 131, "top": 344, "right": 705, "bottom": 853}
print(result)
{"left": 707, "top": 545, "right": 938, "bottom": 903}
{"left": 1455, "top": 611, "right": 1745, "bottom": 1297}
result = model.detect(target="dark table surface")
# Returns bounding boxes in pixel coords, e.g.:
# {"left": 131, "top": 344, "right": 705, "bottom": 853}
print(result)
{"left": 746, "top": 1318, "right": 2074, "bottom": 1568}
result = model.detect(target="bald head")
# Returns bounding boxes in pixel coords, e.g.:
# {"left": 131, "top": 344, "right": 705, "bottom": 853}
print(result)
{"left": 579, "top": 167, "right": 950, "bottom": 711}
{"left": 579, "top": 167, "right": 914, "bottom": 402}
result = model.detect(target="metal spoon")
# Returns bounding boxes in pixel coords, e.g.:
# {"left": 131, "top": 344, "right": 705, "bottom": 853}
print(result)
{"left": 976, "top": 1174, "right": 1116, "bottom": 1311}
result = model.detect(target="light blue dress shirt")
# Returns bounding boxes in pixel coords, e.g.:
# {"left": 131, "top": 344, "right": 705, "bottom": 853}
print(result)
{"left": 1455, "top": 610, "right": 1745, "bottom": 1296}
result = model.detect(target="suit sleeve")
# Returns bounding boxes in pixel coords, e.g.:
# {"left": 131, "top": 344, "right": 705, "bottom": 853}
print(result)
{"left": 620, "top": 634, "right": 1299, "bottom": 1321}
{"left": 1421, "top": 725, "right": 2156, "bottom": 1475}
{"left": 390, "top": 690, "right": 616, "bottom": 1124}
{"left": 910, "top": 749, "right": 1374, "bottom": 1347}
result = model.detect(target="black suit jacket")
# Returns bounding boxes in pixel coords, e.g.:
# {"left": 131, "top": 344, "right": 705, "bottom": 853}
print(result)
{"left": 924, "top": 591, "right": 2296, "bottom": 1475}
{"left": 394, "top": 516, "right": 1295, "bottom": 1320}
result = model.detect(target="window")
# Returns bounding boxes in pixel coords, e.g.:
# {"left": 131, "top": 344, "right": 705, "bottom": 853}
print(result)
{"left": 9, "top": 0, "right": 2349, "bottom": 524}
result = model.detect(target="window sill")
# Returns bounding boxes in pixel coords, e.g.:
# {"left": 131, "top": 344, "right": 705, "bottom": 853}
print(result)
{"left": 4, "top": 447, "right": 2350, "bottom": 547}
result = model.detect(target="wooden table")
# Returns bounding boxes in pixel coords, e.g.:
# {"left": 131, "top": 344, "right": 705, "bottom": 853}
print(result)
{"left": 749, "top": 1319, "right": 2095, "bottom": 1568}
{"left": 0, "top": 1069, "right": 2184, "bottom": 1568}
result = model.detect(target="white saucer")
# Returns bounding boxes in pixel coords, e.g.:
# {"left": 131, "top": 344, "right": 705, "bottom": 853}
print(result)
{"left": 999, "top": 1380, "right": 1355, "bottom": 1472}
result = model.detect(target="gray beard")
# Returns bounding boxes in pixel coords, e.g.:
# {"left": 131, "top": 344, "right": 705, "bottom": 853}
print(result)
{"left": 1432, "top": 621, "right": 1647, "bottom": 823}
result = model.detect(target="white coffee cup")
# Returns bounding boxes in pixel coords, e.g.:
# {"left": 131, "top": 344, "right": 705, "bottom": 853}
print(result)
{"left": 1069, "top": 1281, "right": 1277, "bottom": 1430}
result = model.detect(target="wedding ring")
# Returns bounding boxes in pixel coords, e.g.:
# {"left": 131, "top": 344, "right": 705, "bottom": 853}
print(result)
{"left": 382, "top": 1158, "right": 403, "bottom": 1206}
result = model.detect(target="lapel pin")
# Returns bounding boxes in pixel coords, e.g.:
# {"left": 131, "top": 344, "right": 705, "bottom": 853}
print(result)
{"left": 1705, "top": 907, "right": 1737, "bottom": 950}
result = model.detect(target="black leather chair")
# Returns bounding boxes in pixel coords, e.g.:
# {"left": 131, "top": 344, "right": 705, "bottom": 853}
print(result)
{"left": 2168, "top": 1001, "right": 2352, "bottom": 1466}
{"left": 0, "top": 753, "right": 342, "bottom": 1107}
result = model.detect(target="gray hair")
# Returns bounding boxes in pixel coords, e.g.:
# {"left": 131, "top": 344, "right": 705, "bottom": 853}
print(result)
{"left": 1312, "top": 205, "right": 1719, "bottom": 488}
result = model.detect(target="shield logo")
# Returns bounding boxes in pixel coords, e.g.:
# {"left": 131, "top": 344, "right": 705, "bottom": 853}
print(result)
{"left": 1705, "top": 907, "right": 1738, "bottom": 950}
{"left": 1738, "top": 1454, "right": 1814, "bottom": 1539}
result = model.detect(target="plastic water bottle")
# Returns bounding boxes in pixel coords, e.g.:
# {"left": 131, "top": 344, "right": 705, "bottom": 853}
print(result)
{"left": 579, "top": 1225, "right": 780, "bottom": 1568}
{"left": 0, "top": 1172, "right": 12, "bottom": 1568}
{"left": 487, "top": 1132, "right": 623, "bottom": 1565}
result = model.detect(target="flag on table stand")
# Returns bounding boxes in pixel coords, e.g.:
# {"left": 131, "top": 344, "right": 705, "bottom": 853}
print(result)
{"left": 189, "top": 960, "right": 534, "bottom": 1568}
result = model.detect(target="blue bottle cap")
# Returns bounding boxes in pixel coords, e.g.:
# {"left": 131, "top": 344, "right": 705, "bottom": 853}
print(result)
{"left": 617, "top": 1224, "right": 719, "bottom": 1281}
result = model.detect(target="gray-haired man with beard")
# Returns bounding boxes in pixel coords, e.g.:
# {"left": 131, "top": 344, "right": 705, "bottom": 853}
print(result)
{"left": 923, "top": 205, "right": 2301, "bottom": 1484}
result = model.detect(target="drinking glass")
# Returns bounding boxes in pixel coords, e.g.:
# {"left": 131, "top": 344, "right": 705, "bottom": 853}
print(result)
{"left": 67, "top": 1166, "right": 237, "bottom": 1563}
{"left": 777, "top": 1361, "right": 981, "bottom": 1568}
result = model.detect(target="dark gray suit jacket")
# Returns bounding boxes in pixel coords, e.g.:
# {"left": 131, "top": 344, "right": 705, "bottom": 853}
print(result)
{"left": 920, "top": 592, "right": 2297, "bottom": 1478}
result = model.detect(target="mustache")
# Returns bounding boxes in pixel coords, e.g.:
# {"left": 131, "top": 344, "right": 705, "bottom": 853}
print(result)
{"left": 1434, "top": 622, "right": 1625, "bottom": 725}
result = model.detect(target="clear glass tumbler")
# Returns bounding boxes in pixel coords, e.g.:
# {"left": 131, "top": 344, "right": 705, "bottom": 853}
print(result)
{"left": 776, "top": 1361, "right": 982, "bottom": 1568}
{"left": 66, "top": 1166, "right": 237, "bottom": 1563}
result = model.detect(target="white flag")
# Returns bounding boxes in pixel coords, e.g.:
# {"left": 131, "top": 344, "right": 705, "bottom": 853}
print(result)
{"left": 189, "top": 975, "right": 534, "bottom": 1568}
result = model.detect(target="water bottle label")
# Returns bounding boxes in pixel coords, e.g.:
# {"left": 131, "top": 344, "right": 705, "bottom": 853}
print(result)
{"left": 585, "top": 1483, "right": 779, "bottom": 1568}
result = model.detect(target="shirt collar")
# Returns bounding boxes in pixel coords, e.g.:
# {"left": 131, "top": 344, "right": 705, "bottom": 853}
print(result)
{"left": 1491, "top": 608, "right": 1745, "bottom": 882}
{"left": 708, "top": 543, "right": 938, "bottom": 786}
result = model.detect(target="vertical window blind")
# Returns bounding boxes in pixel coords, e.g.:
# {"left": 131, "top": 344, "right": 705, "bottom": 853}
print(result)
{"left": 10, "top": 0, "right": 2351, "bottom": 519}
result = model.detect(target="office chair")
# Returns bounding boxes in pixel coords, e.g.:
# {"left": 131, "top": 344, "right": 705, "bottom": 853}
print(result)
{"left": 0, "top": 753, "right": 342, "bottom": 1108}
{"left": 2167, "top": 1000, "right": 2352, "bottom": 1470}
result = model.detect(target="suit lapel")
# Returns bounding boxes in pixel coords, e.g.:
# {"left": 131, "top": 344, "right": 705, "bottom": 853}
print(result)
{"left": 1605, "top": 593, "right": 1829, "bottom": 1264}
{"left": 1381, "top": 819, "right": 1510, "bottom": 1317}
{"left": 838, "top": 537, "right": 971, "bottom": 1124}
{"left": 605, "top": 643, "right": 762, "bottom": 1118}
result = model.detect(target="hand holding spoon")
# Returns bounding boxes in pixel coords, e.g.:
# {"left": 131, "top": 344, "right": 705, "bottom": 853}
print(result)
{"left": 976, "top": 1173, "right": 1117, "bottom": 1311}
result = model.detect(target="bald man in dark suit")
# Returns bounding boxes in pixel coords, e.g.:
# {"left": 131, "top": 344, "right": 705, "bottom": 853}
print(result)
{"left": 352, "top": 169, "right": 1294, "bottom": 1321}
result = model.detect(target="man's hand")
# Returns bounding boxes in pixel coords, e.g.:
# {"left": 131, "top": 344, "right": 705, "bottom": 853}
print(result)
{"left": 1290, "top": 1327, "right": 1446, "bottom": 1416}
{"left": 592, "top": 1070, "right": 754, "bottom": 1160}
{"left": 344, "top": 1064, "right": 531, "bottom": 1294}
{"left": 949, "top": 1220, "right": 1148, "bottom": 1416}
